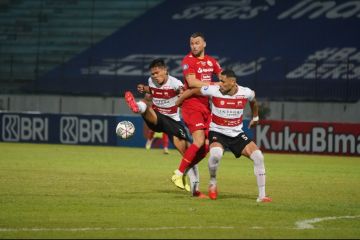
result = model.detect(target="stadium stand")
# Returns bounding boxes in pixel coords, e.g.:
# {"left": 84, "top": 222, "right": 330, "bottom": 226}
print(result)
{"left": 0, "top": 0, "right": 164, "bottom": 92}
{"left": 0, "top": 0, "right": 359, "bottom": 103}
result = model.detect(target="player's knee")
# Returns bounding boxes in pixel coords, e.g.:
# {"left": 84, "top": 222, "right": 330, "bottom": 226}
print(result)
{"left": 210, "top": 147, "right": 223, "bottom": 162}
{"left": 250, "top": 149, "right": 265, "bottom": 175}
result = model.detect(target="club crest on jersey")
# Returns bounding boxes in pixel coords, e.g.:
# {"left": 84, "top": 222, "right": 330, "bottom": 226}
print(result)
{"left": 220, "top": 100, "right": 225, "bottom": 105}
{"left": 207, "top": 60, "right": 213, "bottom": 67}
{"left": 183, "top": 64, "right": 189, "bottom": 70}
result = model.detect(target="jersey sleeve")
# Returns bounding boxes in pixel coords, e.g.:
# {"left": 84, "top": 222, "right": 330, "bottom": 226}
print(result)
{"left": 182, "top": 57, "right": 195, "bottom": 77}
{"left": 172, "top": 77, "right": 184, "bottom": 90}
{"left": 147, "top": 77, "right": 153, "bottom": 86}
{"left": 212, "top": 58, "right": 222, "bottom": 75}
{"left": 245, "top": 87, "right": 255, "bottom": 101}
{"left": 200, "top": 85, "right": 219, "bottom": 97}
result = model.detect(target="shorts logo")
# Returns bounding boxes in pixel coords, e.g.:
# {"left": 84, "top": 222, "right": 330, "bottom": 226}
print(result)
{"left": 179, "top": 128, "right": 186, "bottom": 138}
{"left": 183, "top": 64, "right": 189, "bottom": 70}
{"left": 195, "top": 123, "right": 204, "bottom": 127}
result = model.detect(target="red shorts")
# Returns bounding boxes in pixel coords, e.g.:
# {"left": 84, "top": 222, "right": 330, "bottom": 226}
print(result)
{"left": 182, "top": 105, "right": 211, "bottom": 136}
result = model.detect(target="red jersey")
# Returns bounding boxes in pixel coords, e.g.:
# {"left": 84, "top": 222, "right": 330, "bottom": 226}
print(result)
{"left": 181, "top": 52, "right": 222, "bottom": 110}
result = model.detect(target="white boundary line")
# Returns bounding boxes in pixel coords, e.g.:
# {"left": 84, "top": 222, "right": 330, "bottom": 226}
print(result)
{"left": 1, "top": 215, "right": 359, "bottom": 232}
{"left": 0, "top": 226, "right": 234, "bottom": 232}
{"left": 295, "top": 215, "right": 360, "bottom": 229}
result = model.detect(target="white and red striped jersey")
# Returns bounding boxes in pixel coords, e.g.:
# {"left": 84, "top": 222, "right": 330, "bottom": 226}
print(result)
{"left": 200, "top": 85, "right": 255, "bottom": 137}
{"left": 148, "top": 75, "right": 183, "bottom": 121}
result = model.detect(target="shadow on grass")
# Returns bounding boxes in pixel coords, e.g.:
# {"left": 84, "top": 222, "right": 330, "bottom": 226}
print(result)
{"left": 156, "top": 190, "right": 256, "bottom": 201}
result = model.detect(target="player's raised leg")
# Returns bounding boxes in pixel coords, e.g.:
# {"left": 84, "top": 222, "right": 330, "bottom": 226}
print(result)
{"left": 124, "top": 91, "right": 158, "bottom": 125}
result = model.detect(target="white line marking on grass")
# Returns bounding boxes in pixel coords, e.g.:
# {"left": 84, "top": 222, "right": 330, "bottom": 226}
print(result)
{"left": 295, "top": 215, "right": 360, "bottom": 229}
{"left": 0, "top": 226, "right": 234, "bottom": 232}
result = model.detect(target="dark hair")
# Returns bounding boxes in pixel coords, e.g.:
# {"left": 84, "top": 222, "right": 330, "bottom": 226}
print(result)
{"left": 221, "top": 69, "right": 237, "bottom": 79}
{"left": 190, "top": 32, "right": 205, "bottom": 41}
{"left": 149, "top": 58, "right": 167, "bottom": 69}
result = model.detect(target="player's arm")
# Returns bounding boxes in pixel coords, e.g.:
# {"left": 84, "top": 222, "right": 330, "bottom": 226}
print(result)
{"left": 248, "top": 91, "right": 259, "bottom": 128}
{"left": 175, "top": 88, "right": 202, "bottom": 107}
{"left": 137, "top": 84, "right": 150, "bottom": 94}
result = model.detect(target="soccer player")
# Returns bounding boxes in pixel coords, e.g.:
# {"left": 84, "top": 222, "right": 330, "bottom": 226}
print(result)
{"left": 176, "top": 69, "right": 272, "bottom": 203}
{"left": 124, "top": 58, "right": 207, "bottom": 198}
{"left": 171, "top": 32, "right": 223, "bottom": 190}
{"left": 145, "top": 130, "right": 170, "bottom": 155}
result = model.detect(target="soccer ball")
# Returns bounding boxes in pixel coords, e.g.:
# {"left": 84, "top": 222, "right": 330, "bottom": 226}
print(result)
{"left": 116, "top": 121, "right": 135, "bottom": 139}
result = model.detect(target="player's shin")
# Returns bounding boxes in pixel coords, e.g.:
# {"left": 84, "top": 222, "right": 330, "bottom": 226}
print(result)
{"left": 186, "top": 166, "right": 199, "bottom": 195}
{"left": 250, "top": 150, "right": 266, "bottom": 199}
{"left": 177, "top": 144, "right": 200, "bottom": 173}
{"left": 137, "top": 101, "right": 147, "bottom": 114}
{"left": 208, "top": 147, "right": 223, "bottom": 186}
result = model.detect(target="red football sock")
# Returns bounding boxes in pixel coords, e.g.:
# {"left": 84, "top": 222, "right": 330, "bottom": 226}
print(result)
{"left": 178, "top": 144, "right": 199, "bottom": 173}
{"left": 189, "top": 144, "right": 209, "bottom": 169}
{"left": 162, "top": 133, "right": 169, "bottom": 148}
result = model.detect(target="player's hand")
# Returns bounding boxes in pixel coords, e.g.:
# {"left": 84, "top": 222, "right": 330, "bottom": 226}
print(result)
{"left": 248, "top": 117, "right": 259, "bottom": 128}
{"left": 175, "top": 97, "right": 183, "bottom": 107}
{"left": 137, "top": 84, "right": 145, "bottom": 93}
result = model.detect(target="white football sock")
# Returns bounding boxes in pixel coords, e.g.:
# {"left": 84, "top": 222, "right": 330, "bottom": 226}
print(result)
{"left": 208, "top": 147, "right": 223, "bottom": 186}
{"left": 175, "top": 169, "right": 183, "bottom": 176}
{"left": 250, "top": 150, "right": 266, "bottom": 199}
{"left": 137, "top": 101, "right": 147, "bottom": 114}
{"left": 187, "top": 165, "right": 199, "bottom": 195}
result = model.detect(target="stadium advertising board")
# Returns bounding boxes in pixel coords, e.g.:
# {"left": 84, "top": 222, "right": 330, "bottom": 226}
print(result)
{"left": 32, "top": 0, "right": 360, "bottom": 101}
{"left": 256, "top": 120, "right": 360, "bottom": 156}
{"left": 1, "top": 112, "right": 359, "bottom": 156}
{"left": 0, "top": 113, "right": 144, "bottom": 147}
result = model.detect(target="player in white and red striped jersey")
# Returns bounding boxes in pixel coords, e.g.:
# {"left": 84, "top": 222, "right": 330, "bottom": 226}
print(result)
{"left": 124, "top": 58, "right": 207, "bottom": 198}
{"left": 176, "top": 69, "right": 272, "bottom": 203}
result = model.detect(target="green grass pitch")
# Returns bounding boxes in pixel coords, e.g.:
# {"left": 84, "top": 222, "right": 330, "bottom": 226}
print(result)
{"left": 0, "top": 142, "right": 359, "bottom": 239}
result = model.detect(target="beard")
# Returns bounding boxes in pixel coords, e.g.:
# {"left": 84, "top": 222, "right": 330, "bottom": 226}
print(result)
{"left": 192, "top": 49, "right": 204, "bottom": 57}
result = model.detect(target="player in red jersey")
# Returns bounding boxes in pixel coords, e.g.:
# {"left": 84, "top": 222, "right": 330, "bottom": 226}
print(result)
{"left": 176, "top": 69, "right": 272, "bottom": 203}
{"left": 171, "top": 32, "right": 222, "bottom": 193}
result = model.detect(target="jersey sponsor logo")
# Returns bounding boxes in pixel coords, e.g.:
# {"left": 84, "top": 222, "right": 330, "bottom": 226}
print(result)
{"left": 212, "top": 114, "right": 243, "bottom": 127}
{"left": 60, "top": 116, "right": 108, "bottom": 144}
{"left": 197, "top": 67, "right": 214, "bottom": 73}
{"left": 213, "top": 97, "right": 248, "bottom": 109}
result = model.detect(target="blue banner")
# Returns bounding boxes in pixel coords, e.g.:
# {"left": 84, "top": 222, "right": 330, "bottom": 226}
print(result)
{"left": 0, "top": 112, "right": 253, "bottom": 147}
{"left": 30, "top": 0, "right": 360, "bottom": 101}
